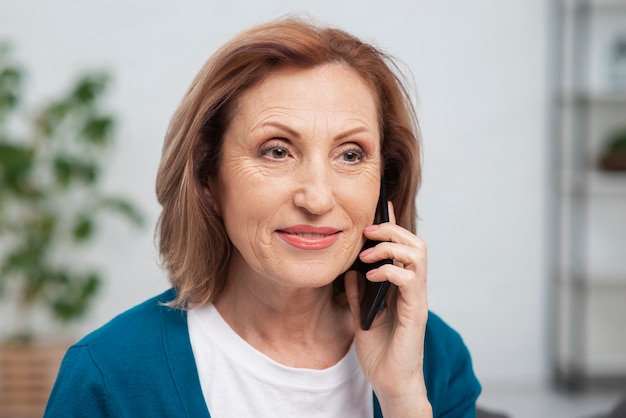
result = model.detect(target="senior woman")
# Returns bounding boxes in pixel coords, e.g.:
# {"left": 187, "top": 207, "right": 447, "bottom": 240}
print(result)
{"left": 45, "top": 18, "right": 481, "bottom": 417}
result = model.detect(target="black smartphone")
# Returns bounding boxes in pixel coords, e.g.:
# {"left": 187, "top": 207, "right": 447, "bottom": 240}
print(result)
{"left": 352, "top": 180, "right": 392, "bottom": 330}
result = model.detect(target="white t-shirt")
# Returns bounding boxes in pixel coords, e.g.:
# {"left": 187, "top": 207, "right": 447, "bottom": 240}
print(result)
{"left": 188, "top": 304, "right": 373, "bottom": 418}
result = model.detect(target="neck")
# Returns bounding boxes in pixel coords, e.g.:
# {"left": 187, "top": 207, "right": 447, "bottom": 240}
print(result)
{"left": 213, "top": 263, "right": 353, "bottom": 369}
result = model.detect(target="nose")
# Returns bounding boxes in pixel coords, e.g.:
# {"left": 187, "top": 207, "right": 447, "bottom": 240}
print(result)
{"left": 293, "top": 162, "right": 336, "bottom": 215}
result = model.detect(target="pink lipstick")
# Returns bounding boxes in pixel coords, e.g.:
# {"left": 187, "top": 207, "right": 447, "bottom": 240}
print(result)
{"left": 276, "top": 225, "right": 341, "bottom": 250}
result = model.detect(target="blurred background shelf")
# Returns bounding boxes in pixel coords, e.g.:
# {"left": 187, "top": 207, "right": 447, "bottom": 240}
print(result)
{"left": 552, "top": 0, "right": 626, "bottom": 391}
{"left": 560, "top": 91, "right": 626, "bottom": 104}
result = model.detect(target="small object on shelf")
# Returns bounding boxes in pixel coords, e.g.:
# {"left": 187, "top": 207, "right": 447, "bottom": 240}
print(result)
{"left": 598, "top": 128, "right": 626, "bottom": 172}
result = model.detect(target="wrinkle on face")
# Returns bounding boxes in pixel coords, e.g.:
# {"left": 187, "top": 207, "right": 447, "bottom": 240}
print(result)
{"left": 217, "top": 63, "right": 382, "bottom": 291}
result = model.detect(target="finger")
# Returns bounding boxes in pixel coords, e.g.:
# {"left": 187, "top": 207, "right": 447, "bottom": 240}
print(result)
{"left": 365, "top": 263, "right": 416, "bottom": 288}
{"left": 363, "top": 223, "right": 423, "bottom": 250}
{"left": 366, "top": 264, "right": 428, "bottom": 321}
{"left": 359, "top": 240, "right": 426, "bottom": 270}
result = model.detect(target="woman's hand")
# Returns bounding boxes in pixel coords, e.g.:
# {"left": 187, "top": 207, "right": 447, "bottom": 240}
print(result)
{"left": 345, "top": 202, "right": 432, "bottom": 417}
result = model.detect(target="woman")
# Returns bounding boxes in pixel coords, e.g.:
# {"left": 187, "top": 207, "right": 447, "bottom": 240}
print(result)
{"left": 45, "top": 18, "right": 481, "bottom": 417}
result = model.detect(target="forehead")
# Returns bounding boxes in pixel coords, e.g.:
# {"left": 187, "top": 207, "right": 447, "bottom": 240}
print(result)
{"left": 231, "top": 64, "right": 380, "bottom": 126}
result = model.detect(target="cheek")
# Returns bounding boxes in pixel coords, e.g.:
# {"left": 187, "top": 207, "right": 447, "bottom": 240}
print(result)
{"left": 218, "top": 157, "right": 264, "bottom": 213}
{"left": 218, "top": 165, "right": 288, "bottom": 238}
{"left": 337, "top": 174, "right": 381, "bottom": 225}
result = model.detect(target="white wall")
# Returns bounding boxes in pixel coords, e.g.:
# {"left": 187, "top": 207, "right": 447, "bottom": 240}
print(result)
{"left": 0, "top": 0, "right": 549, "bottom": 390}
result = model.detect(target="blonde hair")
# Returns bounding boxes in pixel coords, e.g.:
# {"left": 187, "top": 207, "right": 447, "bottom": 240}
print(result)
{"left": 156, "top": 18, "right": 421, "bottom": 308}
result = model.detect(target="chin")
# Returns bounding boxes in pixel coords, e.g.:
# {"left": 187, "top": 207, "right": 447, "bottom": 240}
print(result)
{"left": 270, "top": 264, "right": 346, "bottom": 289}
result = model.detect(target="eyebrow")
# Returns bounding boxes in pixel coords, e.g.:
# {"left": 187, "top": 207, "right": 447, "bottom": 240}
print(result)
{"left": 334, "top": 126, "right": 376, "bottom": 142}
{"left": 258, "top": 121, "right": 300, "bottom": 139}
{"left": 258, "top": 121, "right": 375, "bottom": 142}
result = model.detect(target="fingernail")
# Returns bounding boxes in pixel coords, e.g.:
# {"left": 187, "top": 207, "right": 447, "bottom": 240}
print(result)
{"left": 364, "top": 225, "right": 379, "bottom": 231}
{"left": 360, "top": 247, "right": 374, "bottom": 257}
{"left": 366, "top": 268, "right": 378, "bottom": 276}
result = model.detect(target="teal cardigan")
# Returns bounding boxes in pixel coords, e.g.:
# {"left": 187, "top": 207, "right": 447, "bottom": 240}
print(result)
{"left": 44, "top": 289, "right": 481, "bottom": 417}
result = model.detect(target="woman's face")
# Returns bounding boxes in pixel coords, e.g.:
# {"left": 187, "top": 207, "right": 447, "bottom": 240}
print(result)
{"left": 216, "top": 64, "right": 382, "bottom": 290}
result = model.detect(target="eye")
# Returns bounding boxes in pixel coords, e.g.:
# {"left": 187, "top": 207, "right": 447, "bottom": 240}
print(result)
{"left": 342, "top": 150, "right": 362, "bottom": 163}
{"left": 259, "top": 142, "right": 291, "bottom": 161}
{"left": 269, "top": 147, "right": 288, "bottom": 159}
{"left": 338, "top": 146, "right": 366, "bottom": 164}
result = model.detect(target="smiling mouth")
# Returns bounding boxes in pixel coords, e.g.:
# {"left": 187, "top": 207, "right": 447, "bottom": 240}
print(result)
{"left": 276, "top": 226, "right": 341, "bottom": 250}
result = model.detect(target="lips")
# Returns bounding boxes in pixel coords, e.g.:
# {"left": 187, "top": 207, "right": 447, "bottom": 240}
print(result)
{"left": 276, "top": 225, "right": 341, "bottom": 250}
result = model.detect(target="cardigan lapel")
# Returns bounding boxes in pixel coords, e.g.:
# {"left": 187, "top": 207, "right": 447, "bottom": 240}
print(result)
{"left": 160, "top": 290, "right": 212, "bottom": 418}
{"left": 373, "top": 393, "right": 383, "bottom": 417}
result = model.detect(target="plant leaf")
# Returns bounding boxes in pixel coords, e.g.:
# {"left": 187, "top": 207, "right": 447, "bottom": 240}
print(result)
{"left": 72, "top": 216, "right": 94, "bottom": 242}
{"left": 53, "top": 155, "right": 99, "bottom": 187}
{"left": 48, "top": 270, "right": 101, "bottom": 322}
{"left": 0, "top": 143, "right": 34, "bottom": 194}
{"left": 82, "top": 115, "right": 114, "bottom": 147}
{"left": 0, "top": 62, "right": 23, "bottom": 120}
{"left": 72, "top": 73, "right": 109, "bottom": 105}
{"left": 96, "top": 196, "right": 145, "bottom": 227}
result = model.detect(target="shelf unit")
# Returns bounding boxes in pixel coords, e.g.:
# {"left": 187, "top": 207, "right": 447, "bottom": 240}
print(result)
{"left": 552, "top": 0, "right": 626, "bottom": 390}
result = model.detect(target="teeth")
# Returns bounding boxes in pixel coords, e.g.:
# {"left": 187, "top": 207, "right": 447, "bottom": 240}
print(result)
{"left": 296, "top": 233, "right": 327, "bottom": 239}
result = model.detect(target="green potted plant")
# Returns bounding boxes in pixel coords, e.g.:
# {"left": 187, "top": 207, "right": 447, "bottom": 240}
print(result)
{"left": 598, "top": 128, "right": 626, "bottom": 172}
{"left": 0, "top": 42, "right": 144, "bottom": 417}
